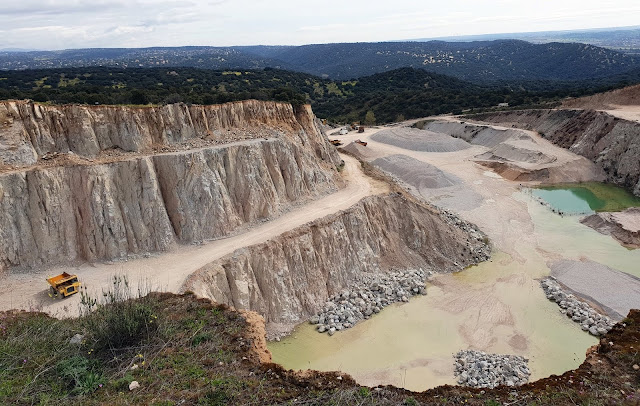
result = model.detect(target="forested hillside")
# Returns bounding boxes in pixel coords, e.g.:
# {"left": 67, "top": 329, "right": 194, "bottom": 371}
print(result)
{"left": 1, "top": 66, "right": 637, "bottom": 123}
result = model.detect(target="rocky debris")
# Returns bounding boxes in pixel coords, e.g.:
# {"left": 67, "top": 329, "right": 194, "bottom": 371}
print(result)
{"left": 439, "top": 208, "right": 491, "bottom": 263}
{"left": 310, "top": 269, "right": 429, "bottom": 335}
{"left": 541, "top": 278, "right": 616, "bottom": 336}
{"left": 454, "top": 350, "right": 530, "bottom": 388}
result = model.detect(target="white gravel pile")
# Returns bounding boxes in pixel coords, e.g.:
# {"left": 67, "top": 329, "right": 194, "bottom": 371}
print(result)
{"left": 454, "top": 350, "right": 530, "bottom": 388}
{"left": 370, "top": 128, "right": 471, "bottom": 152}
{"left": 373, "top": 154, "right": 461, "bottom": 189}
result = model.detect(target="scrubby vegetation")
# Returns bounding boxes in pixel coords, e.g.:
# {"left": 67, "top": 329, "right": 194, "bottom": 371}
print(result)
{"left": 1, "top": 276, "right": 639, "bottom": 405}
{"left": 2, "top": 66, "right": 638, "bottom": 124}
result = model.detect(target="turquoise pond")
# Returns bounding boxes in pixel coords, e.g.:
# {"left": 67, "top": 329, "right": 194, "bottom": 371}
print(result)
{"left": 530, "top": 182, "right": 640, "bottom": 215}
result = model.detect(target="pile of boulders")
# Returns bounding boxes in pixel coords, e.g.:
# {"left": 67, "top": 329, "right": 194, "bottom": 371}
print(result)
{"left": 440, "top": 209, "right": 491, "bottom": 263}
{"left": 310, "top": 269, "right": 428, "bottom": 335}
{"left": 454, "top": 350, "right": 530, "bottom": 388}
{"left": 540, "top": 278, "right": 615, "bottom": 336}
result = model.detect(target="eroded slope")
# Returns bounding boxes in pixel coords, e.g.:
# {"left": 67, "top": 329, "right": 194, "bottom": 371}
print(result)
{"left": 184, "top": 193, "right": 490, "bottom": 336}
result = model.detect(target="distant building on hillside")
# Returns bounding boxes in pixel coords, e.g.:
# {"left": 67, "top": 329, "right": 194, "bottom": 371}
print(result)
{"left": 497, "top": 102, "right": 509, "bottom": 107}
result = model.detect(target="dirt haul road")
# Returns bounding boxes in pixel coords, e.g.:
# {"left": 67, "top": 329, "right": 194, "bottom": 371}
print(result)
{"left": 0, "top": 152, "right": 388, "bottom": 317}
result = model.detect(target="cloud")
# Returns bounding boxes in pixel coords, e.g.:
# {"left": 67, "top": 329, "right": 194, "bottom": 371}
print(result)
{"left": 2, "top": 0, "right": 640, "bottom": 49}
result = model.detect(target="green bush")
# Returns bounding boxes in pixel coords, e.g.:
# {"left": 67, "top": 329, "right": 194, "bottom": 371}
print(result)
{"left": 57, "top": 355, "right": 104, "bottom": 395}
{"left": 80, "top": 276, "right": 158, "bottom": 350}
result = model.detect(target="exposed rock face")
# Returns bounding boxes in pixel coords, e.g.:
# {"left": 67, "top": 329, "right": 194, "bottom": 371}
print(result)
{"left": 0, "top": 100, "right": 341, "bottom": 168}
{"left": 0, "top": 101, "right": 343, "bottom": 270}
{"left": 468, "top": 109, "right": 640, "bottom": 195}
{"left": 581, "top": 208, "right": 640, "bottom": 249}
{"left": 183, "top": 193, "right": 490, "bottom": 335}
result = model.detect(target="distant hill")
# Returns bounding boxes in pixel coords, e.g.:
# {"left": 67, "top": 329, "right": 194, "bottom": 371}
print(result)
{"left": 244, "top": 40, "right": 640, "bottom": 82}
{"left": 410, "top": 26, "right": 640, "bottom": 55}
{"left": 1, "top": 40, "right": 638, "bottom": 83}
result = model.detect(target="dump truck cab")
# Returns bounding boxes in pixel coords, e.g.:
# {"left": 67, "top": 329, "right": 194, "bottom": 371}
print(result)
{"left": 47, "top": 272, "right": 81, "bottom": 298}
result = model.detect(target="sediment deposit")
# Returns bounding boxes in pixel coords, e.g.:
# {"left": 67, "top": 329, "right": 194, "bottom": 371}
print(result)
{"left": 184, "top": 193, "right": 490, "bottom": 336}
{"left": 550, "top": 260, "right": 640, "bottom": 321}
{"left": 370, "top": 127, "right": 471, "bottom": 152}
{"left": 581, "top": 208, "right": 640, "bottom": 248}
{"left": 468, "top": 109, "right": 640, "bottom": 195}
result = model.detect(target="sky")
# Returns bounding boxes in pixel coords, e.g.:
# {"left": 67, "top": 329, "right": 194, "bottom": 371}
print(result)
{"left": 2, "top": 0, "right": 640, "bottom": 50}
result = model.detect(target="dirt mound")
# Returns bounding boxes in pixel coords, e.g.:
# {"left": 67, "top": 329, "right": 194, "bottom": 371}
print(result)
{"left": 475, "top": 142, "right": 558, "bottom": 165}
{"left": 562, "top": 84, "right": 640, "bottom": 109}
{"left": 370, "top": 128, "right": 471, "bottom": 152}
{"left": 372, "top": 154, "right": 483, "bottom": 211}
{"left": 373, "top": 154, "right": 461, "bottom": 189}
{"left": 581, "top": 207, "right": 640, "bottom": 248}
{"left": 469, "top": 109, "right": 640, "bottom": 195}
{"left": 341, "top": 141, "right": 378, "bottom": 160}
{"left": 421, "top": 121, "right": 532, "bottom": 148}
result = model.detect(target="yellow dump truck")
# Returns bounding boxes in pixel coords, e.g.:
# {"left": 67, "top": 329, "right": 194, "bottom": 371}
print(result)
{"left": 47, "top": 272, "right": 81, "bottom": 298}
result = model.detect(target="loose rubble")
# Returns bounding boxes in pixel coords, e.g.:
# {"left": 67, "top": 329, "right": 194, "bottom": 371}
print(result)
{"left": 541, "top": 277, "right": 616, "bottom": 336}
{"left": 440, "top": 208, "right": 491, "bottom": 264}
{"left": 310, "top": 269, "right": 429, "bottom": 335}
{"left": 454, "top": 350, "right": 531, "bottom": 388}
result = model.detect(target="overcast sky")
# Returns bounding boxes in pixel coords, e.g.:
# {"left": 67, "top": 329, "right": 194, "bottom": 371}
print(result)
{"left": 2, "top": 0, "right": 640, "bottom": 50}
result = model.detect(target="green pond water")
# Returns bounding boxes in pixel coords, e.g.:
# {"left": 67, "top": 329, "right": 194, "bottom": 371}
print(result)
{"left": 269, "top": 185, "right": 640, "bottom": 391}
{"left": 531, "top": 182, "right": 640, "bottom": 215}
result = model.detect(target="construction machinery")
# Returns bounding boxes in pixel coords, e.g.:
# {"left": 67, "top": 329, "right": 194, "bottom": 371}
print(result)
{"left": 330, "top": 139, "right": 343, "bottom": 146}
{"left": 47, "top": 272, "right": 81, "bottom": 298}
{"left": 355, "top": 139, "right": 368, "bottom": 147}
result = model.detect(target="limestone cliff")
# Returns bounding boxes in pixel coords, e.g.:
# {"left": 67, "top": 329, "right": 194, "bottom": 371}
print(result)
{"left": 0, "top": 100, "right": 341, "bottom": 168}
{"left": 468, "top": 110, "right": 640, "bottom": 195}
{"left": 0, "top": 100, "right": 343, "bottom": 270}
{"left": 183, "top": 193, "right": 490, "bottom": 334}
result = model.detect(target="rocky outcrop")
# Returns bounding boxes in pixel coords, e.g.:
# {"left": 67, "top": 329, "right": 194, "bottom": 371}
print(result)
{"left": 0, "top": 100, "right": 341, "bottom": 168}
{"left": 581, "top": 208, "right": 640, "bottom": 248}
{"left": 0, "top": 138, "right": 340, "bottom": 270}
{"left": 183, "top": 193, "right": 490, "bottom": 335}
{"left": 468, "top": 109, "right": 640, "bottom": 195}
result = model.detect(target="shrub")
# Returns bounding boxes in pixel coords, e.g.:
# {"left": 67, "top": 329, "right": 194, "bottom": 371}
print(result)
{"left": 80, "top": 276, "right": 158, "bottom": 351}
{"left": 57, "top": 355, "right": 104, "bottom": 395}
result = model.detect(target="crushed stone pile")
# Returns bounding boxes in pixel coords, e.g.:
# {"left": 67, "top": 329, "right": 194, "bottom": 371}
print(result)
{"left": 541, "top": 277, "right": 616, "bottom": 336}
{"left": 310, "top": 269, "right": 429, "bottom": 335}
{"left": 454, "top": 350, "right": 530, "bottom": 388}
{"left": 373, "top": 154, "right": 461, "bottom": 189}
{"left": 370, "top": 128, "right": 471, "bottom": 152}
